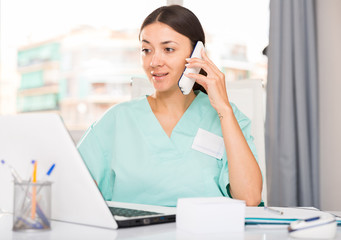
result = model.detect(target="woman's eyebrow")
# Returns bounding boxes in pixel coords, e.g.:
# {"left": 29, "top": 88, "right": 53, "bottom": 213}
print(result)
{"left": 161, "top": 41, "right": 179, "bottom": 45}
{"left": 141, "top": 39, "right": 150, "bottom": 44}
{"left": 141, "top": 39, "right": 179, "bottom": 45}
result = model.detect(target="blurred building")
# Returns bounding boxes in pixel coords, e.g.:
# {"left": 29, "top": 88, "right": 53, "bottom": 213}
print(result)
{"left": 206, "top": 36, "right": 267, "bottom": 84}
{"left": 15, "top": 26, "right": 267, "bottom": 137}
{"left": 59, "top": 26, "right": 143, "bottom": 130}
{"left": 220, "top": 43, "right": 252, "bottom": 81}
{"left": 17, "top": 39, "right": 62, "bottom": 113}
{"left": 16, "top": 26, "right": 144, "bottom": 133}
{"left": 220, "top": 43, "right": 267, "bottom": 83}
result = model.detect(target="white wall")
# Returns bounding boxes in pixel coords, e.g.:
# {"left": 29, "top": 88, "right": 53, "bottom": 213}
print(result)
{"left": 317, "top": 0, "right": 341, "bottom": 211}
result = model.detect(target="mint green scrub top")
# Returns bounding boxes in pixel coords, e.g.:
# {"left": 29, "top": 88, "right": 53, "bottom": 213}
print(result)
{"left": 77, "top": 91, "right": 258, "bottom": 207}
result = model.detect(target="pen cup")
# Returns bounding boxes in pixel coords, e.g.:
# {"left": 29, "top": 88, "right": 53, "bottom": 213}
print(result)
{"left": 12, "top": 181, "right": 52, "bottom": 231}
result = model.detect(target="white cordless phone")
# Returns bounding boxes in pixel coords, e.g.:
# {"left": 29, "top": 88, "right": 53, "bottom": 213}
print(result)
{"left": 178, "top": 41, "right": 204, "bottom": 95}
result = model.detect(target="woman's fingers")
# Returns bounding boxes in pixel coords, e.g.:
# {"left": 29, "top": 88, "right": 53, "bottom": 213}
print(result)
{"left": 186, "top": 72, "right": 207, "bottom": 86}
{"left": 186, "top": 60, "right": 225, "bottom": 87}
{"left": 186, "top": 50, "right": 222, "bottom": 77}
{"left": 185, "top": 49, "right": 230, "bottom": 111}
{"left": 185, "top": 71, "right": 224, "bottom": 93}
{"left": 201, "top": 49, "right": 217, "bottom": 68}
{"left": 186, "top": 49, "right": 226, "bottom": 94}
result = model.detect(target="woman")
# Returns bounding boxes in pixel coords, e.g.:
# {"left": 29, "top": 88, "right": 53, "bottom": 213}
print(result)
{"left": 77, "top": 5, "right": 262, "bottom": 207}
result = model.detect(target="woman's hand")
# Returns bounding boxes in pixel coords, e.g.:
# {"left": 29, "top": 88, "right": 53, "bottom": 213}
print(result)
{"left": 185, "top": 49, "right": 230, "bottom": 112}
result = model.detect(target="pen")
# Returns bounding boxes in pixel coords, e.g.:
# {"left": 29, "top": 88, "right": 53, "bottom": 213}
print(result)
{"left": 39, "top": 163, "right": 55, "bottom": 227}
{"left": 26, "top": 160, "right": 35, "bottom": 180}
{"left": 15, "top": 216, "right": 44, "bottom": 229}
{"left": 31, "top": 161, "right": 37, "bottom": 219}
{"left": 1, "top": 159, "right": 23, "bottom": 182}
{"left": 36, "top": 163, "right": 55, "bottom": 193}
{"left": 264, "top": 206, "right": 284, "bottom": 215}
{"left": 45, "top": 163, "right": 55, "bottom": 179}
{"left": 31, "top": 163, "right": 55, "bottom": 228}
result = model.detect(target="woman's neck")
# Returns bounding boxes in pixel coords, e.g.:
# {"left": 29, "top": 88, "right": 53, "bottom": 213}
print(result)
{"left": 147, "top": 90, "right": 197, "bottom": 137}
{"left": 148, "top": 90, "right": 196, "bottom": 115}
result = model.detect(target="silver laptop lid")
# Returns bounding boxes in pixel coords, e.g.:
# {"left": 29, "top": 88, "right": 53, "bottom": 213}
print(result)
{"left": 0, "top": 113, "right": 118, "bottom": 229}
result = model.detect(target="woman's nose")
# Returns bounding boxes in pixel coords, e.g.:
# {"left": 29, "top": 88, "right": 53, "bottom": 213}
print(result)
{"left": 150, "top": 52, "right": 164, "bottom": 67}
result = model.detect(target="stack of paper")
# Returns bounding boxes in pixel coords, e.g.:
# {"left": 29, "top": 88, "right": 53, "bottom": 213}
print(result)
{"left": 245, "top": 207, "right": 335, "bottom": 225}
{"left": 176, "top": 197, "right": 245, "bottom": 233}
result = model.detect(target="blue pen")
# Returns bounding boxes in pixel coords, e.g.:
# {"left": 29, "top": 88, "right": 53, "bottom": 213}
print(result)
{"left": 28, "top": 160, "right": 35, "bottom": 179}
{"left": 34, "top": 163, "right": 55, "bottom": 197}
{"left": 46, "top": 163, "right": 55, "bottom": 177}
{"left": 34, "top": 163, "right": 56, "bottom": 228}
{"left": 14, "top": 216, "right": 44, "bottom": 230}
{"left": 1, "top": 159, "right": 22, "bottom": 182}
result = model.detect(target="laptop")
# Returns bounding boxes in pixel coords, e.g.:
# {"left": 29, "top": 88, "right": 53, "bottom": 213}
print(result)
{"left": 0, "top": 113, "right": 176, "bottom": 229}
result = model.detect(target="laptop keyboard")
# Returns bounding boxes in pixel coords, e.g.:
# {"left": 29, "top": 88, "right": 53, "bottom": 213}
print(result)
{"left": 108, "top": 206, "right": 161, "bottom": 217}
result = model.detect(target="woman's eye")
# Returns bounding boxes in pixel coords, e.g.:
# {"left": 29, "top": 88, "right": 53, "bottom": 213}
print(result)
{"left": 165, "top": 48, "right": 174, "bottom": 53}
{"left": 142, "top": 48, "right": 151, "bottom": 54}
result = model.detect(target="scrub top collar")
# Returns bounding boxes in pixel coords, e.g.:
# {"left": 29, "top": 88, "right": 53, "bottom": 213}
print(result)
{"left": 138, "top": 90, "right": 212, "bottom": 156}
{"left": 143, "top": 90, "right": 208, "bottom": 137}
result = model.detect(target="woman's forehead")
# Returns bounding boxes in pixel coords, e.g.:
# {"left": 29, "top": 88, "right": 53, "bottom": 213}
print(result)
{"left": 140, "top": 22, "right": 189, "bottom": 44}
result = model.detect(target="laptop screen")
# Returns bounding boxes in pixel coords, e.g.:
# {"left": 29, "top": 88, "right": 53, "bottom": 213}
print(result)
{"left": 0, "top": 113, "right": 118, "bottom": 229}
{"left": 0, "top": 113, "right": 176, "bottom": 229}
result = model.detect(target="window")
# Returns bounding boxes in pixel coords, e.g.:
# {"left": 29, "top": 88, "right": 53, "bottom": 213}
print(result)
{"left": 0, "top": 0, "right": 269, "bottom": 141}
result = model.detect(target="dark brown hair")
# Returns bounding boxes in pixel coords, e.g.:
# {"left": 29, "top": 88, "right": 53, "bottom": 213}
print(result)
{"left": 139, "top": 5, "right": 207, "bottom": 93}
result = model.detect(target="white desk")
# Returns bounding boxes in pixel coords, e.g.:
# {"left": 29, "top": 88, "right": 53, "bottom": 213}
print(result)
{"left": 1, "top": 213, "right": 341, "bottom": 240}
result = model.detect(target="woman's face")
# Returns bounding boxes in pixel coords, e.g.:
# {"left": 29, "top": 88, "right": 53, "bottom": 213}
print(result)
{"left": 140, "top": 22, "right": 192, "bottom": 94}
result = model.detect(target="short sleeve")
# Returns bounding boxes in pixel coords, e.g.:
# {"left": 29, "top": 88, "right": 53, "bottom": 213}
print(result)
{"left": 77, "top": 122, "right": 115, "bottom": 200}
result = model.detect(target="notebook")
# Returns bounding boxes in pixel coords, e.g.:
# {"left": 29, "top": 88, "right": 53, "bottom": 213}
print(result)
{"left": 0, "top": 113, "right": 176, "bottom": 229}
{"left": 245, "top": 206, "right": 340, "bottom": 225}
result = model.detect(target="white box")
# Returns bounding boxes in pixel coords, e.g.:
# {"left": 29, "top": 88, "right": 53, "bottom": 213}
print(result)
{"left": 176, "top": 197, "right": 245, "bottom": 234}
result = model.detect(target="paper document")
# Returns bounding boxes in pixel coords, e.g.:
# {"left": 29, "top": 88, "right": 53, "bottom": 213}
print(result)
{"left": 192, "top": 128, "right": 224, "bottom": 159}
{"left": 245, "top": 207, "right": 334, "bottom": 225}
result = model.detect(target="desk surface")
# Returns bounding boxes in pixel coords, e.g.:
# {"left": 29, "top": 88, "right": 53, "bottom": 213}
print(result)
{"left": 1, "top": 213, "right": 341, "bottom": 240}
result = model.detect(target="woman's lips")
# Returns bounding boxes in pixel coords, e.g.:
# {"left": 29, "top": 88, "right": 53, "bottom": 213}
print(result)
{"left": 152, "top": 72, "right": 169, "bottom": 80}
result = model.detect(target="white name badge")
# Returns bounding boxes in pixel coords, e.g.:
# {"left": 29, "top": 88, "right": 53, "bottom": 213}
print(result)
{"left": 192, "top": 128, "right": 225, "bottom": 159}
